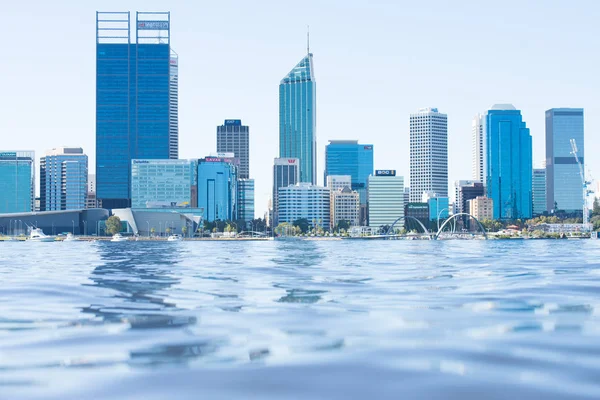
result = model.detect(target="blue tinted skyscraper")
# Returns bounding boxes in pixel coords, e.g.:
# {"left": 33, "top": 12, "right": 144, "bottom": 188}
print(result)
{"left": 0, "top": 151, "right": 34, "bottom": 214}
{"left": 325, "top": 140, "right": 374, "bottom": 204}
{"left": 279, "top": 53, "right": 316, "bottom": 184}
{"left": 197, "top": 157, "right": 238, "bottom": 222}
{"left": 40, "top": 147, "right": 88, "bottom": 211}
{"left": 96, "top": 12, "right": 178, "bottom": 209}
{"left": 237, "top": 179, "right": 255, "bottom": 223}
{"left": 486, "top": 104, "right": 532, "bottom": 220}
{"left": 532, "top": 168, "right": 547, "bottom": 216}
{"left": 545, "top": 108, "right": 584, "bottom": 213}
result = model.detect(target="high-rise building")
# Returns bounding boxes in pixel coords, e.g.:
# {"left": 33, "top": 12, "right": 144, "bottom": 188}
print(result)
{"left": 469, "top": 196, "right": 494, "bottom": 221}
{"left": 279, "top": 53, "right": 316, "bottom": 184}
{"left": 272, "top": 158, "right": 300, "bottom": 225}
{"left": 40, "top": 147, "right": 88, "bottom": 211}
{"left": 324, "top": 141, "right": 374, "bottom": 203}
{"left": 217, "top": 120, "right": 250, "bottom": 179}
{"left": 0, "top": 151, "right": 35, "bottom": 214}
{"left": 326, "top": 175, "right": 352, "bottom": 192}
{"left": 277, "top": 183, "right": 330, "bottom": 229}
{"left": 409, "top": 108, "right": 448, "bottom": 202}
{"left": 197, "top": 157, "right": 238, "bottom": 222}
{"left": 86, "top": 174, "right": 101, "bottom": 209}
{"left": 368, "top": 170, "right": 404, "bottom": 228}
{"left": 472, "top": 114, "right": 486, "bottom": 184}
{"left": 131, "top": 159, "right": 196, "bottom": 209}
{"left": 237, "top": 179, "right": 255, "bottom": 223}
{"left": 455, "top": 180, "right": 485, "bottom": 214}
{"left": 545, "top": 108, "right": 584, "bottom": 213}
{"left": 486, "top": 104, "right": 532, "bottom": 220}
{"left": 532, "top": 168, "right": 547, "bottom": 216}
{"left": 330, "top": 186, "right": 360, "bottom": 229}
{"left": 96, "top": 12, "right": 178, "bottom": 209}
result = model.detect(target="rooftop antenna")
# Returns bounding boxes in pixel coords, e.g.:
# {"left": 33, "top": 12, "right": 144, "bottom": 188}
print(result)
{"left": 307, "top": 25, "right": 310, "bottom": 54}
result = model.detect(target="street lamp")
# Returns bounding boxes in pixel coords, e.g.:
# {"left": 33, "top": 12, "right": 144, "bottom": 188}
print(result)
{"left": 83, "top": 221, "right": 87, "bottom": 236}
{"left": 146, "top": 221, "right": 150, "bottom": 237}
{"left": 159, "top": 222, "right": 162, "bottom": 237}
{"left": 72, "top": 220, "right": 75, "bottom": 235}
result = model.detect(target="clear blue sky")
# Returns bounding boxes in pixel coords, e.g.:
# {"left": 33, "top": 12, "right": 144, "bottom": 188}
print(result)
{"left": 2, "top": 0, "right": 598, "bottom": 216}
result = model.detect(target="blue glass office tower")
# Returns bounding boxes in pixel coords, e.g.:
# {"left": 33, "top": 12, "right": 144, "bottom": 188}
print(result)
{"left": 279, "top": 53, "right": 316, "bottom": 184}
{"left": 237, "top": 179, "right": 255, "bottom": 223}
{"left": 325, "top": 140, "right": 374, "bottom": 204}
{"left": 96, "top": 12, "right": 178, "bottom": 209}
{"left": 0, "top": 151, "right": 34, "bottom": 214}
{"left": 197, "top": 158, "right": 238, "bottom": 222}
{"left": 545, "top": 108, "right": 584, "bottom": 213}
{"left": 486, "top": 104, "right": 532, "bottom": 220}
{"left": 40, "top": 147, "right": 88, "bottom": 211}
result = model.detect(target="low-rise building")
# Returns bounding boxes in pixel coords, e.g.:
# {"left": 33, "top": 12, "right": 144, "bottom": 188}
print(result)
{"left": 131, "top": 159, "right": 197, "bottom": 209}
{"left": 330, "top": 186, "right": 360, "bottom": 229}
{"left": 278, "top": 183, "right": 330, "bottom": 230}
{"left": 469, "top": 196, "right": 494, "bottom": 221}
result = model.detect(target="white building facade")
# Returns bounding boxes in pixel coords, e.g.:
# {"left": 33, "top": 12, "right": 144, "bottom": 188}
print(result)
{"left": 368, "top": 172, "right": 404, "bottom": 228}
{"left": 278, "top": 183, "right": 330, "bottom": 229}
{"left": 472, "top": 113, "right": 486, "bottom": 184}
{"left": 409, "top": 107, "right": 448, "bottom": 202}
{"left": 330, "top": 186, "right": 360, "bottom": 229}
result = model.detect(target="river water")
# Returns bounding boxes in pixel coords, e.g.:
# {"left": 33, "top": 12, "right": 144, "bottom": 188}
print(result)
{"left": 1, "top": 239, "right": 600, "bottom": 399}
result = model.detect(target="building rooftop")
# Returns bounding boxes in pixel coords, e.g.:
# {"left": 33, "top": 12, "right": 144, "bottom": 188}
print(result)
{"left": 490, "top": 104, "right": 516, "bottom": 111}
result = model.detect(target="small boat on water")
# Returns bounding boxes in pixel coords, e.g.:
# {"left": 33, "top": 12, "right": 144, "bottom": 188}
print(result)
{"left": 29, "top": 228, "right": 55, "bottom": 242}
{"left": 110, "top": 233, "right": 128, "bottom": 242}
{"left": 167, "top": 234, "right": 183, "bottom": 242}
{"left": 63, "top": 233, "right": 79, "bottom": 242}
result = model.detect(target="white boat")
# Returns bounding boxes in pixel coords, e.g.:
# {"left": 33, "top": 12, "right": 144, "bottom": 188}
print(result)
{"left": 29, "top": 228, "right": 55, "bottom": 242}
{"left": 63, "top": 233, "right": 78, "bottom": 242}
{"left": 167, "top": 234, "right": 183, "bottom": 242}
{"left": 110, "top": 233, "right": 128, "bottom": 242}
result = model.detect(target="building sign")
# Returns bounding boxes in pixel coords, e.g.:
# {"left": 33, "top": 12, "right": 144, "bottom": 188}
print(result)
{"left": 137, "top": 21, "right": 169, "bottom": 30}
{"left": 204, "top": 157, "right": 240, "bottom": 165}
{"left": 209, "top": 152, "right": 235, "bottom": 158}
{"left": 287, "top": 159, "right": 296, "bottom": 164}
{"left": 364, "top": 145, "right": 373, "bottom": 150}
{"left": 224, "top": 119, "right": 241, "bottom": 126}
{"left": 133, "top": 160, "right": 149, "bottom": 164}
{"left": 0, "top": 152, "right": 17, "bottom": 158}
{"left": 375, "top": 170, "right": 396, "bottom": 176}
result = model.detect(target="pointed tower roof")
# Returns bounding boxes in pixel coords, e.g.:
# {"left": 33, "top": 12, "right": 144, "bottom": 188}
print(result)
{"left": 280, "top": 54, "right": 315, "bottom": 85}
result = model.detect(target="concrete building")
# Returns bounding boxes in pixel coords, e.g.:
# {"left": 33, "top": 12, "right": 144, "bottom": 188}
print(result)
{"left": 455, "top": 180, "right": 485, "bottom": 214}
{"left": 272, "top": 158, "right": 300, "bottom": 226}
{"left": 326, "top": 175, "right": 352, "bottom": 192}
{"left": 0, "top": 151, "right": 35, "bottom": 214}
{"left": 404, "top": 202, "right": 429, "bottom": 229}
{"left": 131, "top": 159, "right": 196, "bottom": 209}
{"left": 472, "top": 113, "right": 486, "bottom": 184}
{"left": 111, "top": 207, "right": 203, "bottom": 237}
{"left": 545, "top": 108, "right": 584, "bottom": 213}
{"left": 0, "top": 209, "right": 108, "bottom": 236}
{"left": 533, "top": 168, "right": 547, "bottom": 216}
{"left": 237, "top": 179, "right": 255, "bottom": 223}
{"left": 277, "top": 183, "right": 330, "bottom": 229}
{"left": 86, "top": 174, "right": 101, "bottom": 209}
{"left": 40, "top": 147, "right": 88, "bottom": 211}
{"left": 469, "top": 196, "right": 494, "bottom": 221}
{"left": 217, "top": 119, "right": 250, "bottom": 179}
{"left": 330, "top": 186, "right": 360, "bottom": 230}
{"left": 197, "top": 156, "right": 238, "bottom": 222}
{"left": 409, "top": 107, "right": 448, "bottom": 202}
{"left": 368, "top": 170, "right": 404, "bottom": 228}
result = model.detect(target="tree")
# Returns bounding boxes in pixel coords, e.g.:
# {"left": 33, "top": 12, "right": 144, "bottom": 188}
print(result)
{"left": 165, "top": 227, "right": 172, "bottom": 235}
{"left": 181, "top": 226, "right": 188, "bottom": 237}
{"left": 335, "top": 220, "right": 350, "bottom": 233}
{"left": 275, "top": 222, "right": 293, "bottom": 236}
{"left": 293, "top": 218, "right": 310, "bottom": 234}
{"left": 150, "top": 227, "right": 156, "bottom": 237}
{"left": 105, "top": 216, "right": 122, "bottom": 235}
{"left": 593, "top": 198, "right": 600, "bottom": 217}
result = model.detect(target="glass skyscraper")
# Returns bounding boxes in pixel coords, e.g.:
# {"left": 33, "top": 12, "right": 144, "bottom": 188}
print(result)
{"left": 131, "top": 159, "right": 196, "bottom": 209}
{"left": 279, "top": 53, "right": 316, "bottom": 184}
{"left": 237, "top": 179, "right": 255, "bottom": 223}
{"left": 40, "top": 147, "right": 88, "bottom": 211}
{"left": 96, "top": 12, "right": 178, "bottom": 209}
{"left": 486, "top": 104, "right": 532, "bottom": 220}
{"left": 217, "top": 120, "right": 250, "bottom": 179}
{"left": 197, "top": 158, "right": 238, "bottom": 222}
{"left": 0, "top": 151, "right": 35, "bottom": 214}
{"left": 324, "top": 140, "right": 374, "bottom": 204}
{"left": 532, "top": 168, "right": 547, "bottom": 216}
{"left": 545, "top": 108, "right": 584, "bottom": 213}
{"left": 272, "top": 158, "right": 300, "bottom": 226}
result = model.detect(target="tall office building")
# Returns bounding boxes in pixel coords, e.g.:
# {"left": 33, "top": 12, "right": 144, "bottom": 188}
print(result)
{"left": 96, "top": 12, "right": 178, "bottom": 209}
{"left": 86, "top": 174, "right": 101, "bottom": 209}
{"left": 197, "top": 157, "right": 238, "bottom": 222}
{"left": 455, "top": 180, "right": 485, "bottom": 214}
{"left": 131, "top": 159, "right": 196, "bottom": 209}
{"left": 486, "top": 104, "right": 532, "bottom": 219}
{"left": 217, "top": 120, "right": 250, "bottom": 179}
{"left": 278, "top": 183, "right": 330, "bottom": 229}
{"left": 272, "top": 158, "right": 300, "bottom": 225}
{"left": 469, "top": 196, "right": 494, "bottom": 221}
{"left": 409, "top": 108, "right": 448, "bottom": 202}
{"left": 279, "top": 53, "right": 316, "bottom": 184}
{"left": 324, "top": 140, "right": 373, "bottom": 203}
{"left": 40, "top": 147, "right": 88, "bottom": 211}
{"left": 532, "top": 168, "right": 547, "bottom": 216}
{"left": 0, "top": 151, "right": 35, "bottom": 214}
{"left": 237, "top": 179, "right": 255, "bottom": 223}
{"left": 545, "top": 108, "right": 584, "bottom": 213}
{"left": 472, "top": 114, "right": 486, "bottom": 183}
{"left": 326, "top": 175, "right": 352, "bottom": 192}
{"left": 368, "top": 170, "right": 404, "bottom": 228}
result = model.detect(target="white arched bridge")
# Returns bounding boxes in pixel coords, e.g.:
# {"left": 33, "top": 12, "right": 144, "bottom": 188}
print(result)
{"left": 383, "top": 213, "right": 488, "bottom": 240}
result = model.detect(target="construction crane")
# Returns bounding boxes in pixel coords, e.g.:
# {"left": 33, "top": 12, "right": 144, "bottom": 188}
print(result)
{"left": 570, "top": 139, "right": 592, "bottom": 230}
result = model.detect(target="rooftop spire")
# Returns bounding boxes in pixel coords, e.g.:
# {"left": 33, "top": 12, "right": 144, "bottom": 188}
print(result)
{"left": 307, "top": 25, "right": 310, "bottom": 54}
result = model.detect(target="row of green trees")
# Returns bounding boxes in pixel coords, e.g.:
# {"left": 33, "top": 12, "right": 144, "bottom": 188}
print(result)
{"left": 274, "top": 218, "right": 352, "bottom": 236}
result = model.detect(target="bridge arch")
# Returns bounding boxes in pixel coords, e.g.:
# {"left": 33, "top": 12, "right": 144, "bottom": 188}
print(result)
{"left": 435, "top": 213, "right": 487, "bottom": 240}
{"left": 385, "top": 216, "right": 431, "bottom": 237}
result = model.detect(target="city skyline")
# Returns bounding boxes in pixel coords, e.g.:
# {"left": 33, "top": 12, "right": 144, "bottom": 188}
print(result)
{"left": 1, "top": 1, "right": 599, "bottom": 217}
